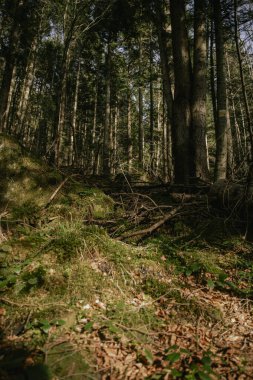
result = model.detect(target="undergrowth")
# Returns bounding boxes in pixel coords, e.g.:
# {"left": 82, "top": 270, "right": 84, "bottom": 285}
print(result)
{"left": 0, "top": 147, "right": 252, "bottom": 379}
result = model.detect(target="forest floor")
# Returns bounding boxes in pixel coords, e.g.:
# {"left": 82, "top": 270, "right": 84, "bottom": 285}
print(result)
{"left": 0, "top": 135, "right": 253, "bottom": 380}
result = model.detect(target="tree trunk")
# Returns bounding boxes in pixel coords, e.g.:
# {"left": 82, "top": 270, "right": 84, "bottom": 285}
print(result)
{"left": 213, "top": 0, "right": 227, "bottom": 181}
{"left": 192, "top": 0, "right": 209, "bottom": 181}
{"left": 138, "top": 37, "right": 144, "bottom": 168}
{"left": 213, "top": 0, "right": 228, "bottom": 181}
{"left": 226, "top": 51, "right": 243, "bottom": 164}
{"left": 91, "top": 84, "right": 98, "bottom": 173}
{"left": 127, "top": 90, "right": 133, "bottom": 172}
{"left": 245, "top": 163, "right": 253, "bottom": 241}
{"left": 210, "top": 20, "right": 217, "bottom": 135}
{"left": 112, "top": 102, "right": 119, "bottom": 175}
{"left": 0, "top": 1, "right": 23, "bottom": 132}
{"left": 70, "top": 59, "right": 81, "bottom": 166}
{"left": 156, "top": 2, "right": 173, "bottom": 123}
{"left": 234, "top": 0, "right": 253, "bottom": 158}
{"left": 149, "top": 35, "right": 154, "bottom": 172}
{"left": 103, "top": 40, "right": 112, "bottom": 175}
{"left": 170, "top": 0, "right": 192, "bottom": 184}
{"left": 16, "top": 35, "right": 39, "bottom": 137}
{"left": 226, "top": 98, "right": 234, "bottom": 178}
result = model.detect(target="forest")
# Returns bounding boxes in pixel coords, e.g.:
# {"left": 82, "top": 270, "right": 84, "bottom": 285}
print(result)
{"left": 0, "top": 0, "right": 253, "bottom": 379}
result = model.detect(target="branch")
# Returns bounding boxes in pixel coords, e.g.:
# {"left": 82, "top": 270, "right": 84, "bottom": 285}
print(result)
{"left": 44, "top": 176, "right": 70, "bottom": 209}
{"left": 118, "top": 205, "right": 182, "bottom": 240}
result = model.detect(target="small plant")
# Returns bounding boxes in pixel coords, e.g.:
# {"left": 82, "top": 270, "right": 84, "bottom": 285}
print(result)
{"left": 46, "top": 222, "right": 85, "bottom": 261}
{"left": 22, "top": 265, "right": 46, "bottom": 291}
{"left": 26, "top": 318, "right": 65, "bottom": 334}
{"left": 142, "top": 277, "right": 169, "bottom": 298}
{"left": 12, "top": 201, "right": 41, "bottom": 224}
{"left": 148, "top": 346, "right": 218, "bottom": 379}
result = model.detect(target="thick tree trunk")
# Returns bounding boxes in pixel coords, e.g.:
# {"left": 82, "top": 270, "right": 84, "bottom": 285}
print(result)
{"left": 156, "top": 2, "right": 173, "bottom": 123}
{"left": 170, "top": 0, "right": 192, "bottom": 184}
{"left": 16, "top": 35, "right": 39, "bottom": 137}
{"left": 0, "top": 1, "right": 23, "bottom": 132}
{"left": 192, "top": 0, "right": 209, "bottom": 181}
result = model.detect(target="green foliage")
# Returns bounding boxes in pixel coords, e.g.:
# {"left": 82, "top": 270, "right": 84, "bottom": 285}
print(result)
{"left": 141, "top": 277, "right": 169, "bottom": 298}
{"left": 46, "top": 222, "right": 85, "bottom": 261}
{"left": 148, "top": 346, "right": 218, "bottom": 379}
{"left": 26, "top": 318, "right": 65, "bottom": 334}
{"left": 0, "top": 263, "right": 47, "bottom": 293}
{"left": 12, "top": 201, "right": 41, "bottom": 222}
{"left": 21, "top": 265, "right": 46, "bottom": 291}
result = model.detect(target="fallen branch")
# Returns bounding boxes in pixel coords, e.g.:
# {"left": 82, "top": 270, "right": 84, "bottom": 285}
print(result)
{"left": 118, "top": 205, "right": 182, "bottom": 240}
{"left": 83, "top": 219, "right": 118, "bottom": 226}
{"left": 100, "top": 315, "right": 155, "bottom": 336}
{"left": 44, "top": 176, "right": 70, "bottom": 208}
{"left": 0, "top": 297, "right": 68, "bottom": 309}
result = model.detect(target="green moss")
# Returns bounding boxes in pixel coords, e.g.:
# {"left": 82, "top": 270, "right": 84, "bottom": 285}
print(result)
{"left": 141, "top": 277, "right": 169, "bottom": 298}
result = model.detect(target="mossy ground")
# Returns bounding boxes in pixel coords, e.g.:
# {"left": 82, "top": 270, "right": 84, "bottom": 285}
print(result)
{"left": 0, "top": 135, "right": 253, "bottom": 379}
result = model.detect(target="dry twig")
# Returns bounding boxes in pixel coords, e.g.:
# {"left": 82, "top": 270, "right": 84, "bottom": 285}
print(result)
{"left": 118, "top": 205, "right": 182, "bottom": 240}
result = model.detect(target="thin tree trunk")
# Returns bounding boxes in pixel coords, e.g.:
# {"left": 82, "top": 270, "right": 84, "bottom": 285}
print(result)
{"left": 70, "top": 60, "right": 80, "bottom": 166}
{"left": 156, "top": 87, "right": 162, "bottom": 176}
{"left": 226, "top": 98, "right": 234, "bottom": 178}
{"left": 138, "top": 37, "right": 144, "bottom": 168}
{"left": 210, "top": 20, "right": 217, "bottom": 135}
{"left": 127, "top": 90, "right": 133, "bottom": 172}
{"left": 103, "top": 40, "right": 112, "bottom": 175}
{"left": 234, "top": 0, "right": 253, "bottom": 157}
{"left": 91, "top": 84, "right": 98, "bottom": 173}
{"left": 226, "top": 51, "right": 243, "bottom": 163}
{"left": 149, "top": 35, "right": 154, "bottom": 172}
{"left": 112, "top": 102, "right": 119, "bottom": 175}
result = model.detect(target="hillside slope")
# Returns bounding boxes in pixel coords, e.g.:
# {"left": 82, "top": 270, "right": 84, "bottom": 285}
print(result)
{"left": 0, "top": 135, "right": 252, "bottom": 380}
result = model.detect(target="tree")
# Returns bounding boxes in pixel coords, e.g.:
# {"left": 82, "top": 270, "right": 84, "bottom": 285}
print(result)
{"left": 170, "top": 0, "right": 192, "bottom": 184}
{"left": 192, "top": 0, "right": 209, "bottom": 181}
{"left": 213, "top": 0, "right": 228, "bottom": 181}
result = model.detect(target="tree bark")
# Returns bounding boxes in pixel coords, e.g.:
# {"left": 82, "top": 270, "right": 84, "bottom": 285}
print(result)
{"left": 149, "top": 34, "right": 155, "bottom": 172}
{"left": 138, "top": 37, "right": 144, "bottom": 168}
{"left": 192, "top": 0, "right": 209, "bottom": 181}
{"left": 70, "top": 59, "right": 81, "bottom": 166}
{"left": 213, "top": 0, "right": 228, "bottom": 181}
{"left": 127, "top": 90, "right": 133, "bottom": 172}
{"left": 0, "top": 0, "right": 23, "bottom": 132}
{"left": 103, "top": 40, "right": 112, "bottom": 175}
{"left": 234, "top": 0, "right": 253, "bottom": 158}
{"left": 170, "top": 0, "right": 192, "bottom": 184}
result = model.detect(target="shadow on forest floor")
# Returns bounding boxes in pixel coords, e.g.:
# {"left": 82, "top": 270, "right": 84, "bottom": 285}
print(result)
{"left": 0, "top": 330, "right": 50, "bottom": 380}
